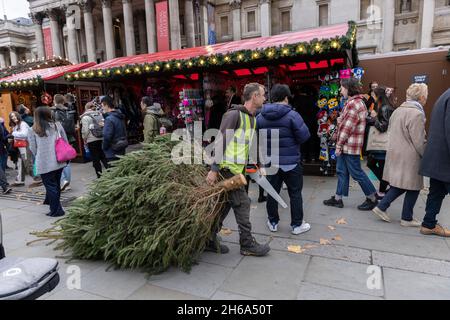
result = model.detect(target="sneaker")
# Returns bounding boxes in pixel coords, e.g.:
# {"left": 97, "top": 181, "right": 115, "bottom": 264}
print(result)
{"left": 400, "top": 218, "right": 421, "bottom": 228}
{"left": 2, "top": 187, "right": 12, "bottom": 194}
{"left": 357, "top": 198, "right": 378, "bottom": 211}
{"left": 292, "top": 222, "right": 311, "bottom": 235}
{"left": 61, "top": 181, "right": 70, "bottom": 192}
{"left": 240, "top": 238, "right": 270, "bottom": 257}
{"left": 267, "top": 220, "right": 278, "bottom": 232}
{"left": 420, "top": 224, "right": 450, "bottom": 237}
{"left": 323, "top": 196, "right": 344, "bottom": 208}
{"left": 371, "top": 207, "right": 391, "bottom": 222}
{"left": 204, "top": 240, "right": 230, "bottom": 254}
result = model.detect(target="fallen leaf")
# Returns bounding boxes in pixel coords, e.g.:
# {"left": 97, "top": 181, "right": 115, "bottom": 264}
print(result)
{"left": 220, "top": 228, "right": 232, "bottom": 236}
{"left": 327, "top": 225, "right": 336, "bottom": 231}
{"left": 332, "top": 235, "right": 343, "bottom": 241}
{"left": 320, "top": 238, "right": 331, "bottom": 245}
{"left": 287, "top": 245, "right": 305, "bottom": 254}
{"left": 303, "top": 244, "right": 318, "bottom": 250}
{"left": 336, "top": 218, "right": 347, "bottom": 225}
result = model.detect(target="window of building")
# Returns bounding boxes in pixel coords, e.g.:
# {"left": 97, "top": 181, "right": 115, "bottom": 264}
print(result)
{"left": 220, "top": 15, "right": 229, "bottom": 36}
{"left": 400, "top": 0, "right": 412, "bottom": 13}
{"left": 247, "top": 11, "right": 256, "bottom": 33}
{"left": 180, "top": 15, "right": 185, "bottom": 36}
{"left": 319, "top": 4, "right": 329, "bottom": 26}
{"left": 281, "top": 10, "right": 291, "bottom": 32}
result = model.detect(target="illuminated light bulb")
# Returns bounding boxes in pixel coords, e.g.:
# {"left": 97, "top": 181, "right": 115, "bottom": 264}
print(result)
{"left": 238, "top": 54, "right": 243, "bottom": 60}
{"left": 252, "top": 52, "right": 259, "bottom": 59}
{"left": 224, "top": 56, "right": 230, "bottom": 62}
{"left": 199, "top": 59, "right": 205, "bottom": 65}
{"left": 144, "top": 65, "right": 151, "bottom": 71}
{"left": 155, "top": 65, "right": 160, "bottom": 71}
{"left": 188, "top": 61, "right": 193, "bottom": 67}
{"left": 134, "top": 67, "right": 141, "bottom": 73}
{"left": 282, "top": 48, "right": 289, "bottom": 55}
{"left": 212, "top": 57, "right": 217, "bottom": 64}
{"left": 176, "top": 62, "right": 181, "bottom": 68}
{"left": 165, "top": 63, "right": 171, "bottom": 69}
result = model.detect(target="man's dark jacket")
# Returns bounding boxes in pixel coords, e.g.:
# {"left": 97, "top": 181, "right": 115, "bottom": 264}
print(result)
{"left": 103, "top": 110, "right": 127, "bottom": 159}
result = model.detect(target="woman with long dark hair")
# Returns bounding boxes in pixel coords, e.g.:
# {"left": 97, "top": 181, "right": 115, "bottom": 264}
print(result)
{"left": 28, "top": 106, "right": 68, "bottom": 217}
{"left": 9, "top": 111, "right": 33, "bottom": 186}
{"left": 366, "top": 86, "right": 396, "bottom": 199}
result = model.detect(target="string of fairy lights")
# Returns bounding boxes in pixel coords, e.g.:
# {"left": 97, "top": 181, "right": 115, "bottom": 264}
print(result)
{"left": 0, "top": 22, "right": 357, "bottom": 90}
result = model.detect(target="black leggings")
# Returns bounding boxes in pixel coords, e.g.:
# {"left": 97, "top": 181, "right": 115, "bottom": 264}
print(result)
{"left": 367, "top": 154, "right": 389, "bottom": 193}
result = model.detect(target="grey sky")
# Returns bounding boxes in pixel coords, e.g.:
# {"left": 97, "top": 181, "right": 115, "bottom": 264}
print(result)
{"left": 1, "top": 0, "right": 30, "bottom": 19}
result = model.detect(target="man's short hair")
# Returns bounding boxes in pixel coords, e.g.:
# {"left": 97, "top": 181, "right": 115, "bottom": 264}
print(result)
{"left": 243, "top": 83, "right": 263, "bottom": 102}
{"left": 54, "top": 94, "right": 65, "bottom": 105}
{"left": 141, "top": 96, "right": 152, "bottom": 107}
{"left": 271, "top": 84, "right": 292, "bottom": 103}
{"left": 101, "top": 96, "right": 115, "bottom": 109}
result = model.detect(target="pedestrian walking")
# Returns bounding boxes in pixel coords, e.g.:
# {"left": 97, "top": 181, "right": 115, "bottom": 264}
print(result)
{"left": 366, "top": 86, "right": 395, "bottom": 199}
{"left": 80, "top": 102, "right": 108, "bottom": 178}
{"left": 323, "top": 78, "right": 378, "bottom": 210}
{"left": 101, "top": 96, "right": 128, "bottom": 162}
{"left": 257, "top": 84, "right": 311, "bottom": 235}
{"left": 28, "top": 107, "right": 67, "bottom": 217}
{"left": 419, "top": 88, "right": 450, "bottom": 237}
{"left": 17, "top": 104, "right": 34, "bottom": 127}
{"left": 206, "top": 82, "right": 270, "bottom": 257}
{"left": 142, "top": 98, "right": 163, "bottom": 143}
{"left": 0, "top": 121, "right": 11, "bottom": 194}
{"left": 0, "top": 118, "right": 8, "bottom": 172}
{"left": 372, "top": 83, "right": 428, "bottom": 226}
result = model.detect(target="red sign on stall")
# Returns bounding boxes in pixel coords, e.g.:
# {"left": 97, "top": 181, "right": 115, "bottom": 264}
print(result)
{"left": 156, "top": 1, "right": 170, "bottom": 52}
{"left": 43, "top": 27, "right": 53, "bottom": 58}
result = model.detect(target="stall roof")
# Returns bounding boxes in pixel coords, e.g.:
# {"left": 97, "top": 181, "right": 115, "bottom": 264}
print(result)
{"left": 66, "top": 22, "right": 356, "bottom": 81}
{"left": 0, "top": 62, "right": 96, "bottom": 89}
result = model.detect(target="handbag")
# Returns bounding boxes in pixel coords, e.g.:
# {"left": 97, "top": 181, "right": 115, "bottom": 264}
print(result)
{"left": 111, "top": 137, "right": 128, "bottom": 152}
{"left": 13, "top": 139, "right": 28, "bottom": 148}
{"left": 366, "top": 126, "right": 389, "bottom": 151}
{"left": 54, "top": 123, "right": 77, "bottom": 163}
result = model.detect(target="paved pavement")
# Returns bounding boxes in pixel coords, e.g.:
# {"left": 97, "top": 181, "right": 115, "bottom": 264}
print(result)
{"left": 1, "top": 155, "right": 450, "bottom": 300}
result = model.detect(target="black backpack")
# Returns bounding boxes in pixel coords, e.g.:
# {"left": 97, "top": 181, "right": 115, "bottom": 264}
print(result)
{"left": 87, "top": 113, "right": 104, "bottom": 138}
{"left": 55, "top": 109, "right": 76, "bottom": 136}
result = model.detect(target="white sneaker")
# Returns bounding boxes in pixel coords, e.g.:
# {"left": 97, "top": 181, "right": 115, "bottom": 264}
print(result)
{"left": 400, "top": 218, "right": 421, "bottom": 227}
{"left": 267, "top": 220, "right": 278, "bottom": 232}
{"left": 61, "top": 180, "right": 70, "bottom": 192}
{"left": 292, "top": 222, "right": 311, "bottom": 235}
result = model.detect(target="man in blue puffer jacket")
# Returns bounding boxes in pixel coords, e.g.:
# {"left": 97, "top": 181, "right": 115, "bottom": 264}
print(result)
{"left": 257, "top": 84, "right": 311, "bottom": 235}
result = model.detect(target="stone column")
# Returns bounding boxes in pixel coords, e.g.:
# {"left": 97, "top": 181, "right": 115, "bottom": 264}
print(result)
{"left": 184, "top": 0, "right": 196, "bottom": 47}
{"left": 381, "top": 0, "right": 395, "bottom": 53}
{"left": 123, "top": 0, "right": 136, "bottom": 56}
{"left": 420, "top": 0, "right": 435, "bottom": 48}
{"left": 137, "top": 11, "right": 147, "bottom": 54}
{"left": 230, "top": 0, "right": 241, "bottom": 41}
{"left": 9, "top": 47, "right": 18, "bottom": 66}
{"left": 80, "top": 0, "right": 97, "bottom": 62}
{"left": 260, "top": 0, "right": 271, "bottom": 37}
{"left": 0, "top": 52, "right": 6, "bottom": 68}
{"left": 66, "top": 9, "right": 80, "bottom": 63}
{"left": 102, "top": 0, "right": 116, "bottom": 59}
{"left": 199, "top": 0, "right": 208, "bottom": 45}
{"left": 168, "top": 0, "right": 181, "bottom": 50}
{"left": 31, "top": 13, "right": 46, "bottom": 59}
{"left": 144, "top": 0, "right": 157, "bottom": 53}
{"left": 47, "top": 9, "right": 64, "bottom": 57}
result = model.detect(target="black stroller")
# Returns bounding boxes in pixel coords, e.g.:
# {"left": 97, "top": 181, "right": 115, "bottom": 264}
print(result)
{"left": 0, "top": 214, "right": 60, "bottom": 300}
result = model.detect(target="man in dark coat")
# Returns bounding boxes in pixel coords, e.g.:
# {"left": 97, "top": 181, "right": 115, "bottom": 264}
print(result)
{"left": 257, "top": 84, "right": 311, "bottom": 235}
{"left": 101, "top": 96, "right": 128, "bottom": 161}
{"left": 419, "top": 88, "right": 450, "bottom": 237}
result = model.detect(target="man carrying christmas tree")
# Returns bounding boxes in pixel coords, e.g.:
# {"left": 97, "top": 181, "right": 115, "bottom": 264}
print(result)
{"left": 206, "top": 83, "right": 270, "bottom": 257}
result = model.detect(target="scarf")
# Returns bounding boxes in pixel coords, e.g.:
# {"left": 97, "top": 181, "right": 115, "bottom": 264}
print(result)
{"left": 406, "top": 100, "right": 426, "bottom": 122}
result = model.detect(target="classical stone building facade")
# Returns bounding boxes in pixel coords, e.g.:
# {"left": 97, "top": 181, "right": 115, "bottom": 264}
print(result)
{"left": 0, "top": 17, "right": 36, "bottom": 68}
{"left": 27, "top": 0, "right": 450, "bottom": 64}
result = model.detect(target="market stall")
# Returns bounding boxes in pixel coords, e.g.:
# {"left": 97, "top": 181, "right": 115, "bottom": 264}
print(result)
{"left": 0, "top": 62, "right": 98, "bottom": 159}
{"left": 64, "top": 22, "right": 359, "bottom": 174}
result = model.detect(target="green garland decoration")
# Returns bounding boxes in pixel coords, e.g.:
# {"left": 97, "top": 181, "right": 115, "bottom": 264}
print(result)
{"left": 0, "top": 76, "right": 43, "bottom": 90}
{"left": 65, "top": 21, "right": 357, "bottom": 82}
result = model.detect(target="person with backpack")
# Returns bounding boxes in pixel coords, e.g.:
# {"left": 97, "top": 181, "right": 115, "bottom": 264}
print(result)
{"left": 142, "top": 98, "right": 164, "bottom": 143}
{"left": 81, "top": 102, "right": 108, "bottom": 178}
{"left": 101, "top": 96, "right": 128, "bottom": 161}
{"left": 51, "top": 94, "right": 76, "bottom": 191}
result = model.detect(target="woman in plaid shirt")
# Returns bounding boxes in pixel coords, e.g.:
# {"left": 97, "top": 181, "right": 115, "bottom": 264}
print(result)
{"left": 324, "top": 78, "right": 378, "bottom": 210}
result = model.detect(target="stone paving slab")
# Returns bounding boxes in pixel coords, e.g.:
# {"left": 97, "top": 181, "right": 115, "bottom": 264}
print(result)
{"left": 220, "top": 251, "right": 310, "bottom": 300}
{"left": 372, "top": 251, "right": 450, "bottom": 278}
{"left": 383, "top": 268, "right": 450, "bottom": 300}
{"left": 44, "top": 288, "right": 111, "bottom": 300}
{"left": 147, "top": 263, "right": 233, "bottom": 299}
{"left": 303, "top": 256, "right": 384, "bottom": 297}
{"left": 210, "top": 290, "right": 257, "bottom": 300}
{"left": 198, "top": 243, "right": 243, "bottom": 268}
{"left": 126, "top": 284, "right": 205, "bottom": 300}
{"left": 297, "top": 282, "right": 383, "bottom": 300}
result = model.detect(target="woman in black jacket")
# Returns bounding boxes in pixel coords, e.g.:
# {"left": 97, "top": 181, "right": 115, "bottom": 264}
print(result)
{"left": 366, "top": 86, "right": 395, "bottom": 200}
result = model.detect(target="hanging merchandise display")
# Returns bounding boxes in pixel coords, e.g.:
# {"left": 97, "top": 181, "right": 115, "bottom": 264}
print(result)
{"left": 178, "top": 89, "right": 204, "bottom": 136}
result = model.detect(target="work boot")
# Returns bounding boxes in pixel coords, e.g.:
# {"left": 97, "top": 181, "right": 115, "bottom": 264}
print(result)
{"left": 323, "top": 196, "right": 344, "bottom": 208}
{"left": 240, "top": 237, "right": 270, "bottom": 257}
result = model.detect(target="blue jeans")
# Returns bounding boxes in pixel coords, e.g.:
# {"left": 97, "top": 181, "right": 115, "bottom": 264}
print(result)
{"left": 336, "top": 154, "right": 376, "bottom": 197}
{"left": 422, "top": 178, "right": 450, "bottom": 229}
{"left": 266, "top": 163, "right": 304, "bottom": 227}
{"left": 42, "top": 168, "right": 65, "bottom": 216}
{"left": 377, "top": 186, "right": 420, "bottom": 221}
{"left": 61, "top": 163, "right": 71, "bottom": 184}
{"left": 0, "top": 152, "right": 7, "bottom": 171}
